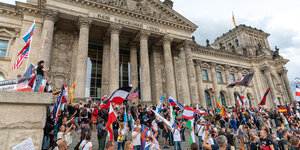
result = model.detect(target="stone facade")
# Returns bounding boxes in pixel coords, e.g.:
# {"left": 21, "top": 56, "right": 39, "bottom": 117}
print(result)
{"left": 0, "top": 0, "right": 293, "bottom": 108}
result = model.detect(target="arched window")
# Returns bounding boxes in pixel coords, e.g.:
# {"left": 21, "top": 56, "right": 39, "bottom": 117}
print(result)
{"left": 247, "top": 93, "right": 252, "bottom": 107}
{"left": 228, "top": 43, "right": 233, "bottom": 50}
{"left": 234, "top": 92, "right": 240, "bottom": 105}
{"left": 205, "top": 91, "right": 212, "bottom": 107}
{"left": 0, "top": 72, "right": 4, "bottom": 81}
{"left": 220, "top": 92, "right": 226, "bottom": 106}
{"left": 235, "top": 39, "right": 239, "bottom": 46}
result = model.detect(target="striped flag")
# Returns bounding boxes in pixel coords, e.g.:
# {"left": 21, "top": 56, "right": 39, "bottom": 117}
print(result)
{"left": 296, "top": 85, "right": 300, "bottom": 96}
{"left": 127, "top": 87, "right": 139, "bottom": 100}
{"left": 107, "top": 103, "right": 117, "bottom": 141}
{"left": 101, "top": 95, "right": 108, "bottom": 101}
{"left": 186, "top": 119, "right": 195, "bottom": 146}
{"left": 278, "top": 106, "right": 288, "bottom": 114}
{"left": 232, "top": 12, "right": 237, "bottom": 27}
{"left": 169, "top": 96, "right": 184, "bottom": 110}
{"left": 258, "top": 88, "right": 270, "bottom": 105}
{"left": 217, "top": 94, "right": 226, "bottom": 116}
{"left": 69, "top": 81, "right": 77, "bottom": 104}
{"left": 53, "top": 84, "right": 66, "bottom": 123}
{"left": 22, "top": 20, "right": 35, "bottom": 42}
{"left": 11, "top": 55, "right": 25, "bottom": 70}
{"left": 182, "top": 106, "right": 206, "bottom": 120}
{"left": 170, "top": 105, "right": 176, "bottom": 124}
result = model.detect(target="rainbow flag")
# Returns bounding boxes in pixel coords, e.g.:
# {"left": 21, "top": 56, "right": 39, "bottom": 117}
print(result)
{"left": 217, "top": 95, "right": 226, "bottom": 116}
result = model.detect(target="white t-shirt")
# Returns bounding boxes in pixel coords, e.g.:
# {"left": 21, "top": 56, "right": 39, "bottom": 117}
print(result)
{"left": 132, "top": 131, "right": 141, "bottom": 146}
{"left": 172, "top": 128, "right": 181, "bottom": 141}
{"left": 117, "top": 128, "right": 126, "bottom": 142}
{"left": 196, "top": 124, "right": 205, "bottom": 137}
{"left": 151, "top": 120, "right": 158, "bottom": 132}
{"left": 80, "top": 140, "right": 92, "bottom": 150}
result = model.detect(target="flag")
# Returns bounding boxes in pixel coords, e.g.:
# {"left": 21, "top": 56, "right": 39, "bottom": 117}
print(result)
{"left": 236, "top": 95, "right": 242, "bottom": 107}
{"left": 278, "top": 106, "right": 288, "bottom": 114}
{"left": 286, "top": 104, "right": 292, "bottom": 116}
{"left": 182, "top": 106, "right": 206, "bottom": 120}
{"left": 101, "top": 95, "right": 108, "bottom": 101}
{"left": 107, "top": 103, "right": 117, "bottom": 141}
{"left": 151, "top": 109, "right": 179, "bottom": 129}
{"left": 17, "top": 39, "right": 31, "bottom": 58}
{"left": 141, "top": 125, "right": 149, "bottom": 150}
{"left": 127, "top": 87, "right": 139, "bottom": 100}
{"left": 53, "top": 90, "right": 61, "bottom": 95}
{"left": 69, "top": 81, "right": 77, "bottom": 104}
{"left": 53, "top": 84, "right": 66, "bottom": 123}
{"left": 23, "top": 64, "right": 35, "bottom": 78}
{"left": 170, "top": 105, "right": 176, "bottom": 124}
{"left": 0, "top": 77, "right": 33, "bottom": 92}
{"left": 296, "top": 85, "right": 300, "bottom": 96}
{"left": 101, "top": 86, "right": 132, "bottom": 109}
{"left": 232, "top": 12, "right": 237, "bottom": 28}
{"left": 186, "top": 119, "right": 195, "bottom": 146}
{"left": 156, "top": 94, "right": 164, "bottom": 113}
{"left": 258, "top": 88, "right": 270, "bottom": 105}
{"left": 22, "top": 20, "right": 35, "bottom": 42}
{"left": 217, "top": 95, "right": 226, "bottom": 116}
{"left": 227, "top": 72, "right": 255, "bottom": 88}
{"left": 169, "top": 96, "right": 184, "bottom": 110}
{"left": 129, "top": 112, "right": 135, "bottom": 130}
{"left": 11, "top": 55, "right": 25, "bottom": 70}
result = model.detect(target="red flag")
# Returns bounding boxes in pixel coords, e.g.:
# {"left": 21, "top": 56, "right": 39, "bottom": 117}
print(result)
{"left": 296, "top": 85, "right": 300, "bottom": 96}
{"left": 106, "top": 103, "right": 117, "bottom": 141}
{"left": 258, "top": 88, "right": 270, "bottom": 105}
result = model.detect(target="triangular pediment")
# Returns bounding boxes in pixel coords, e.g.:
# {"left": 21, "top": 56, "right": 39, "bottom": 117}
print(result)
{"left": 0, "top": 28, "right": 15, "bottom": 38}
{"left": 89, "top": 0, "right": 197, "bottom": 31}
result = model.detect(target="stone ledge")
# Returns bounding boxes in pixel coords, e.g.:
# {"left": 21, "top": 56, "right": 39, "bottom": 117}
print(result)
{"left": 0, "top": 91, "right": 53, "bottom": 105}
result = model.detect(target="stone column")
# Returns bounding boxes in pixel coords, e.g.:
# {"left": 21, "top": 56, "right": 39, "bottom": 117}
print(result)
{"left": 130, "top": 42, "right": 139, "bottom": 103}
{"left": 150, "top": 46, "right": 163, "bottom": 104}
{"left": 184, "top": 40, "right": 200, "bottom": 104}
{"left": 139, "top": 31, "right": 151, "bottom": 103}
{"left": 262, "top": 66, "right": 277, "bottom": 108}
{"left": 224, "top": 65, "right": 234, "bottom": 105}
{"left": 178, "top": 48, "right": 191, "bottom": 105}
{"left": 249, "top": 68, "right": 260, "bottom": 106}
{"left": 75, "top": 16, "right": 92, "bottom": 98}
{"left": 280, "top": 69, "right": 294, "bottom": 103}
{"left": 39, "top": 9, "right": 58, "bottom": 66}
{"left": 195, "top": 60, "right": 205, "bottom": 107}
{"left": 163, "top": 35, "right": 177, "bottom": 100}
{"left": 237, "top": 67, "right": 245, "bottom": 92}
{"left": 109, "top": 24, "right": 122, "bottom": 94}
{"left": 211, "top": 62, "right": 219, "bottom": 106}
{"left": 101, "top": 37, "right": 110, "bottom": 97}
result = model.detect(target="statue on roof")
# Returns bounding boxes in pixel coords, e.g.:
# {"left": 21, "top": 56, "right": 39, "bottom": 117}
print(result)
{"left": 206, "top": 39, "right": 210, "bottom": 47}
{"left": 274, "top": 46, "right": 280, "bottom": 57}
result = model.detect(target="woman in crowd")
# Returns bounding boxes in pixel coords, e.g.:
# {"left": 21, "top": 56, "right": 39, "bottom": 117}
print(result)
{"left": 118, "top": 122, "right": 129, "bottom": 150}
{"left": 125, "top": 141, "right": 134, "bottom": 150}
{"left": 78, "top": 133, "right": 92, "bottom": 150}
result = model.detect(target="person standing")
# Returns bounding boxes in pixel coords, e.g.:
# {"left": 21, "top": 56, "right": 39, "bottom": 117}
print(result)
{"left": 172, "top": 126, "right": 182, "bottom": 150}
{"left": 79, "top": 133, "right": 93, "bottom": 150}
{"left": 132, "top": 127, "right": 141, "bottom": 150}
{"left": 118, "top": 122, "right": 128, "bottom": 150}
{"left": 34, "top": 60, "right": 49, "bottom": 92}
{"left": 97, "top": 119, "right": 107, "bottom": 150}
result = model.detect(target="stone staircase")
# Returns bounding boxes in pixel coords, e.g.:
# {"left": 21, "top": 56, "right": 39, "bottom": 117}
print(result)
{"left": 68, "top": 129, "right": 194, "bottom": 150}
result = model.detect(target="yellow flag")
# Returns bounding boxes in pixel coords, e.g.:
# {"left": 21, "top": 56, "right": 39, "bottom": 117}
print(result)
{"left": 232, "top": 12, "right": 237, "bottom": 28}
{"left": 69, "top": 81, "right": 77, "bottom": 104}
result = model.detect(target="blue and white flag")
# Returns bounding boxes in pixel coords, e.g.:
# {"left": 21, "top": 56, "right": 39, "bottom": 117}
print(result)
{"left": 22, "top": 20, "right": 35, "bottom": 43}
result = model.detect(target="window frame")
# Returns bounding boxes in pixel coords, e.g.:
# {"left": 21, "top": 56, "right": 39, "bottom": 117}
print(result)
{"left": 202, "top": 69, "right": 209, "bottom": 81}
{"left": 217, "top": 71, "right": 223, "bottom": 83}
{"left": 230, "top": 73, "right": 235, "bottom": 83}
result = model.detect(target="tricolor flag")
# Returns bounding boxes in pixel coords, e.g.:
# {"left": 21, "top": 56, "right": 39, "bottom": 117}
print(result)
{"left": 258, "top": 88, "right": 270, "bottom": 106}
{"left": 278, "top": 106, "right": 288, "bottom": 114}
{"left": 53, "top": 84, "right": 66, "bottom": 123}
{"left": 182, "top": 106, "right": 206, "bottom": 120}
{"left": 107, "top": 103, "right": 117, "bottom": 141}
{"left": 101, "top": 95, "right": 108, "bottom": 101}
{"left": 169, "top": 96, "right": 184, "bottom": 110}
{"left": 236, "top": 95, "right": 243, "bottom": 107}
{"left": 296, "top": 85, "right": 300, "bottom": 97}
{"left": 232, "top": 12, "right": 237, "bottom": 28}
{"left": 227, "top": 72, "right": 255, "bottom": 88}
{"left": 127, "top": 87, "right": 139, "bottom": 100}
{"left": 170, "top": 105, "right": 176, "bottom": 124}
{"left": 22, "top": 20, "right": 35, "bottom": 43}
{"left": 69, "top": 81, "right": 77, "bottom": 104}
{"left": 23, "top": 64, "right": 35, "bottom": 78}
{"left": 101, "top": 86, "right": 132, "bottom": 109}
{"left": 186, "top": 119, "right": 195, "bottom": 146}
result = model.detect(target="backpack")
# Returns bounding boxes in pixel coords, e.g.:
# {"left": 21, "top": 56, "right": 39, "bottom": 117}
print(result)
{"left": 81, "top": 108, "right": 87, "bottom": 117}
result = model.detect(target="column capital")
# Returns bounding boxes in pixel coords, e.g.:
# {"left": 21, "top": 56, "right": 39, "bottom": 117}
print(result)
{"left": 139, "top": 30, "right": 150, "bottom": 40}
{"left": 184, "top": 40, "right": 192, "bottom": 49}
{"left": 42, "top": 8, "right": 58, "bottom": 22}
{"left": 162, "top": 35, "right": 173, "bottom": 45}
{"left": 78, "top": 16, "right": 93, "bottom": 29}
{"left": 109, "top": 24, "right": 122, "bottom": 34}
{"left": 194, "top": 60, "right": 202, "bottom": 66}
{"left": 211, "top": 62, "right": 217, "bottom": 68}
{"left": 237, "top": 67, "right": 243, "bottom": 72}
{"left": 225, "top": 64, "right": 231, "bottom": 70}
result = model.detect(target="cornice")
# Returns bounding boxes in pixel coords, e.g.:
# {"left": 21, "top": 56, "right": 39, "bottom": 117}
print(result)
{"left": 15, "top": 1, "right": 41, "bottom": 16}
{"left": 54, "top": 0, "right": 196, "bottom": 32}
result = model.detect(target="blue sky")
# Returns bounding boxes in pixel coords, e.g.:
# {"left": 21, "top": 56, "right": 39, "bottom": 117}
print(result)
{"left": 2, "top": 0, "right": 300, "bottom": 94}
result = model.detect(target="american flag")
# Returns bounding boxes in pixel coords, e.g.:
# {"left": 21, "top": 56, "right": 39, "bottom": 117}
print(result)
{"left": 11, "top": 20, "right": 35, "bottom": 70}
{"left": 127, "top": 87, "right": 139, "bottom": 100}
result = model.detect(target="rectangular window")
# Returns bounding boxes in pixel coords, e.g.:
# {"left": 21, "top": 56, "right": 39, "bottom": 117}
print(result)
{"left": 202, "top": 69, "right": 208, "bottom": 81}
{"left": 230, "top": 73, "right": 235, "bottom": 83}
{"left": 0, "top": 40, "right": 8, "bottom": 57}
{"left": 217, "top": 71, "right": 223, "bottom": 83}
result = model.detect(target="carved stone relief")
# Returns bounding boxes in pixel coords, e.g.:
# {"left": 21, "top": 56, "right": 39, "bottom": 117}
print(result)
{"left": 50, "top": 30, "right": 75, "bottom": 90}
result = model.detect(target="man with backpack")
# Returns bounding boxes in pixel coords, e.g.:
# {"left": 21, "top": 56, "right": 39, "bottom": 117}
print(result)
{"left": 277, "top": 130, "right": 289, "bottom": 150}
{"left": 98, "top": 119, "right": 107, "bottom": 150}
{"left": 80, "top": 104, "right": 89, "bottom": 124}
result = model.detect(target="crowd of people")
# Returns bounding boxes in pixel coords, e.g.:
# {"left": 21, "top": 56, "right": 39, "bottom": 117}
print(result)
{"left": 41, "top": 98, "right": 300, "bottom": 150}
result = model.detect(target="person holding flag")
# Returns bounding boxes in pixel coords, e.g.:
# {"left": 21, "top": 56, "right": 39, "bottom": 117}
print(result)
{"left": 33, "top": 60, "right": 50, "bottom": 92}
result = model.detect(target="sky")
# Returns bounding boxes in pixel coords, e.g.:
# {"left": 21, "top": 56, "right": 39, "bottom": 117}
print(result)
{"left": 1, "top": 0, "right": 300, "bottom": 92}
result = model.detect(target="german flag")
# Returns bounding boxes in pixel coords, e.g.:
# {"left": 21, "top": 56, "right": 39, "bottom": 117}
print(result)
{"left": 278, "top": 106, "right": 288, "bottom": 114}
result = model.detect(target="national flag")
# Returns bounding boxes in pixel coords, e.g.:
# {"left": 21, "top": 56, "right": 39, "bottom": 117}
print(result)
{"left": 107, "top": 86, "right": 132, "bottom": 105}
{"left": 107, "top": 103, "right": 117, "bottom": 141}
{"left": 232, "top": 12, "right": 237, "bottom": 28}
{"left": 286, "top": 104, "right": 292, "bottom": 116}
{"left": 217, "top": 95, "right": 226, "bottom": 116}
{"left": 17, "top": 39, "right": 31, "bottom": 58}
{"left": 169, "top": 96, "right": 184, "bottom": 110}
{"left": 22, "top": 20, "right": 35, "bottom": 42}
{"left": 53, "top": 84, "right": 66, "bottom": 123}
{"left": 258, "top": 88, "right": 270, "bottom": 105}
{"left": 296, "top": 85, "right": 300, "bottom": 96}
{"left": 227, "top": 72, "right": 255, "bottom": 88}
{"left": 170, "top": 105, "right": 176, "bottom": 124}
{"left": 101, "top": 95, "right": 108, "bottom": 101}
{"left": 186, "top": 119, "right": 195, "bottom": 146}
{"left": 156, "top": 94, "right": 164, "bottom": 113}
{"left": 236, "top": 95, "right": 242, "bottom": 107}
{"left": 129, "top": 112, "right": 135, "bottom": 130}
{"left": 182, "top": 106, "right": 206, "bottom": 120}
{"left": 69, "top": 81, "right": 77, "bottom": 104}
{"left": 127, "top": 87, "right": 139, "bottom": 100}
{"left": 141, "top": 125, "right": 149, "bottom": 150}
{"left": 23, "top": 64, "right": 35, "bottom": 78}
{"left": 278, "top": 106, "right": 288, "bottom": 114}
{"left": 151, "top": 109, "right": 179, "bottom": 129}
{"left": 11, "top": 55, "right": 25, "bottom": 70}
{"left": 53, "top": 89, "right": 61, "bottom": 95}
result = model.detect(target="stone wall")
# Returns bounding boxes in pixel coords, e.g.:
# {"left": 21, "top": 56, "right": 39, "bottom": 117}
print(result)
{"left": 0, "top": 91, "right": 53, "bottom": 150}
